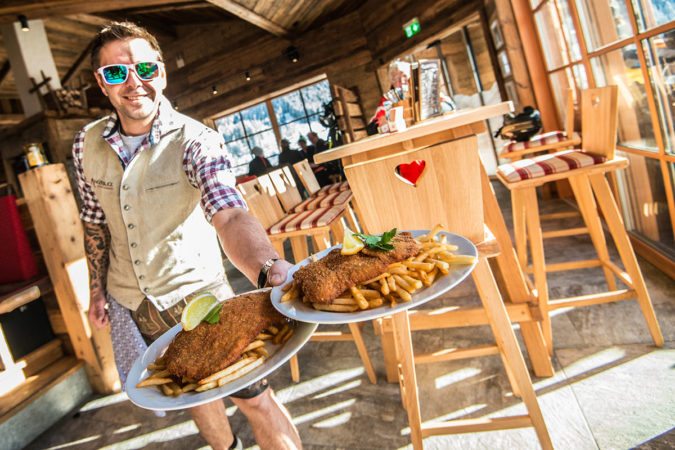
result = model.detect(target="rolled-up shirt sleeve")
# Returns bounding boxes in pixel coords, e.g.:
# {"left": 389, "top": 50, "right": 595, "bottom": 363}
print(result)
{"left": 184, "top": 128, "right": 247, "bottom": 223}
{"left": 72, "top": 129, "right": 107, "bottom": 224}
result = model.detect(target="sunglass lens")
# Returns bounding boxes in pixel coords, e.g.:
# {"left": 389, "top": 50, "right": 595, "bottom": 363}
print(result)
{"left": 135, "top": 62, "right": 159, "bottom": 80}
{"left": 102, "top": 65, "right": 128, "bottom": 84}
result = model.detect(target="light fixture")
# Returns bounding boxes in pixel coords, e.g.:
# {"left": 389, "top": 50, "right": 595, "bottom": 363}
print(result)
{"left": 18, "top": 15, "right": 29, "bottom": 32}
{"left": 211, "top": 85, "right": 218, "bottom": 95}
{"left": 245, "top": 71, "right": 251, "bottom": 81}
{"left": 174, "top": 101, "right": 179, "bottom": 110}
{"left": 284, "top": 46, "right": 300, "bottom": 63}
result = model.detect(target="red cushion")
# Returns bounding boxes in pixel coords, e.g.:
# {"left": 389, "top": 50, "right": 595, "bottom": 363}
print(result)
{"left": 502, "top": 131, "right": 579, "bottom": 153}
{"left": 497, "top": 149, "right": 606, "bottom": 183}
{"left": 292, "top": 190, "right": 352, "bottom": 213}
{"left": 0, "top": 195, "right": 38, "bottom": 283}
{"left": 267, "top": 205, "right": 345, "bottom": 235}
{"left": 316, "top": 181, "right": 349, "bottom": 195}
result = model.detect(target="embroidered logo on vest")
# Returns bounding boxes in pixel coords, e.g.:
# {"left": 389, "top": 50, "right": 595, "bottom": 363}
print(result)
{"left": 90, "top": 177, "right": 114, "bottom": 190}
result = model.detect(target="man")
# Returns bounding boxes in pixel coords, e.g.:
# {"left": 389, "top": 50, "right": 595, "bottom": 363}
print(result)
{"left": 296, "top": 137, "right": 315, "bottom": 162}
{"left": 248, "top": 146, "right": 272, "bottom": 176}
{"left": 73, "top": 22, "right": 301, "bottom": 450}
{"left": 307, "top": 132, "right": 327, "bottom": 153}
{"left": 277, "top": 138, "right": 302, "bottom": 166}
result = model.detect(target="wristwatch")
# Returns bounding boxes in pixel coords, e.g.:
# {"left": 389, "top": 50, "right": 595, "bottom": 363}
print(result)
{"left": 257, "top": 258, "right": 279, "bottom": 289}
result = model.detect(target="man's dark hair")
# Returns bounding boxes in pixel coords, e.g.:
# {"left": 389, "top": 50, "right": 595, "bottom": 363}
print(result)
{"left": 91, "top": 21, "right": 163, "bottom": 69}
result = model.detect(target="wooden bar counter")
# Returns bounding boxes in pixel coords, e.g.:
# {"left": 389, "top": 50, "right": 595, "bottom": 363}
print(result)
{"left": 315, "top": 103, "right": 554, "bottom": 449}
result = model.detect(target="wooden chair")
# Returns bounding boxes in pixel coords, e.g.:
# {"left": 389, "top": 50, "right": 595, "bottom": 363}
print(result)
{"left": 496, "top": 86, "right": 664, "bottom": 353}
{"left": 236, "top": 176, "right": 376, "bottom": 384}
{"left": 292, "top": 160, "right": 362, "bottom": 232}
{"left": 332, "top": 84, "right": 369, "bottom": 143}
{"left": 500, "top": 89, "right": 581, "bottom": 162}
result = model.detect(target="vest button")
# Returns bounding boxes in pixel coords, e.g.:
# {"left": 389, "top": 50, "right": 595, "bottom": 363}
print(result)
{"left": 139, "top": 275, "right": 145, "bottom": 280}
{"left": 124, "top": 205, "right": 131, "bottom": 211}
{"left": 143, "top": 287, "right": 150, "bottom": 293}
{"left": 131, "top": 242, "right": 138, "bottom": 248}
{"left": 134, "top": 260, "right": 141, "bottom": 265}
{"left": 128, "top": 224, "right": 135, "bottom": 229}
{"left": 122, "top": 184, "right": 129, "bottom": 190}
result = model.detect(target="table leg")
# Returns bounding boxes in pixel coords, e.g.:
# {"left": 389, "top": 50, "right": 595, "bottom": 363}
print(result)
{"left": 391, "top": 310, "right": 423, "bottom": 450}
{"left": 472, "top": 258, "right": 553, "bottom": 450}
{"left": 480, "top": 165, "right": 554, "bottom": 376}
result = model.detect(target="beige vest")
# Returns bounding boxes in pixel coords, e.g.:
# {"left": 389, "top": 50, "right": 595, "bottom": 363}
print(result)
{"left": 82, "top": 115, "right": 230, "bottom": 311}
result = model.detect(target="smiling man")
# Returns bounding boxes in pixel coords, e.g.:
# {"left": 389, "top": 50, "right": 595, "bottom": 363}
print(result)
{"left": 72, "top": 22, "right": 301, "bottom": 450}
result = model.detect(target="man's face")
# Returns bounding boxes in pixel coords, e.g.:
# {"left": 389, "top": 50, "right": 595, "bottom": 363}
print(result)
{"left": 308, "top": 133, "right": 317, "bottom": 144}
{"left": 95, "top": 38, "right": 166, "bottom": 127}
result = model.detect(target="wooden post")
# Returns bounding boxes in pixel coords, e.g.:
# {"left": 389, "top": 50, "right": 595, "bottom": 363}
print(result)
{"left": 18, "top": 164, "right": 119, "bottom": 393}
{"left": 509, "top": 0, "right": 559, "bottom": 131}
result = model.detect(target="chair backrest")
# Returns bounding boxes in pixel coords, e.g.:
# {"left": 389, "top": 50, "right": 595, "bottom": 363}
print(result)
{"left": 268, "top": 166, "right": 303, "bottom": 213}
{"left": 580, "top": 86, "right": 618, "bottom": 159}
{"left": 332, "top": 84, "right": 368, "bottom": 143}
{"left": 564, "top": 88, "right": 575, "bottom": 137}
{"left": 236, "top": 175, "right": 286, "bottom": 230}
{"left": 292, "top": 159, "right": 321, "bottom": 196}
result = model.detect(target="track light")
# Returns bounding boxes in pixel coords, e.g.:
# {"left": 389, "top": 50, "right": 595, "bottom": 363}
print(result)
{"left": 284, "top": 46, "right": 300, "bottom": 63}
{"left": 212, "top": 85, "right": 218, "bottom": 95}
{"left": 245, "top": 71, "right": 251, "bottom": 81}
{"left": 18, "top": 15, "right": 29, "bottom": 32}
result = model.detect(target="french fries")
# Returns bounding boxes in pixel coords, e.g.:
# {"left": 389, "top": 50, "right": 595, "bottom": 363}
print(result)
{"left": 281, "top": 225, "right": 476, "bottom": 312}
{"left": 136, "top": 321, "right": 295, "bottom": 397}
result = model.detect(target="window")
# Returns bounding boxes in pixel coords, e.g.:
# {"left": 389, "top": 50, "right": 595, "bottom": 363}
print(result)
{"left": 529, "top": 0, "right": 675, "bottom": 265}
{"left": 214, "top": 79, "right": 332, "bottom": 175}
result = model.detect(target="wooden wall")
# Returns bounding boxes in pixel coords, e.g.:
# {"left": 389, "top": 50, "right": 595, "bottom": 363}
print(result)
{"left": 166, "top": 12, "right": 381, "bottom": 121}
{"left": 163, "top": 0, "right": 536, "bottom": 125}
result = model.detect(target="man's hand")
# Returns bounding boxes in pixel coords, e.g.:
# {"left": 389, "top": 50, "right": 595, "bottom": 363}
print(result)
{"left": 89, "top": 289, "right": 109, "bottom": 328}
{"left": 268, "top": 260, "right": 292, "bottom": 286}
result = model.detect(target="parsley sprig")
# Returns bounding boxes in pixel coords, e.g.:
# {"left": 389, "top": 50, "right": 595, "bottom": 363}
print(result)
{"left": 203, "top": 304, "right": 222, "bottom": 324}
{"left": 354, "top": 228, "right": 397, "bottom": 251}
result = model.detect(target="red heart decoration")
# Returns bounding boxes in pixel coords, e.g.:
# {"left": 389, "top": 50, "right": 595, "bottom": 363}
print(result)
{"left": 395, "top": 160, "right": 426, "bottom": 187}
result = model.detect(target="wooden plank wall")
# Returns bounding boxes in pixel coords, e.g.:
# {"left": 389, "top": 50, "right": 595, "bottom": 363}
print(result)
{"left": 162, "top": 0, "right": 536, "bottom": 129}
{"left": 166, "top": 12, "right": 381, "bottom": 121}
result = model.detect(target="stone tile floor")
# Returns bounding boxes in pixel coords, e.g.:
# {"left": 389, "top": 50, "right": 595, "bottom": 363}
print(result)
{"left": 25, "top": 183, "right": 674, "bottom": 450}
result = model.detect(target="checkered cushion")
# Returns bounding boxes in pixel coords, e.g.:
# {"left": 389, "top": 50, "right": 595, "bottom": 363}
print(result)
{"left": 502, "top": 131, "right": 580, "bottom": 153}
{"left": 292, "top": 190, "right": 352, "bottom": 213}
{"left": 268, "top": 205, "right": 345, "bottom": 235}
{"left": 316, "top": 181, "right": 350, "bottom": 195}
{"left": 497, "top": 149, "right": 606, "bottom": 183}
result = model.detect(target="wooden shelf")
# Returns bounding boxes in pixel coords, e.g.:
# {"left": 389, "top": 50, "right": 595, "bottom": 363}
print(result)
{"left": 0, "top": 275, "right": 52, "bottom": 314}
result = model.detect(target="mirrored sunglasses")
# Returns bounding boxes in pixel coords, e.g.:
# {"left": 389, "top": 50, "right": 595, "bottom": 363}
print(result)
{"left": 97, "top": 62, "right": 163, "bottom": 85}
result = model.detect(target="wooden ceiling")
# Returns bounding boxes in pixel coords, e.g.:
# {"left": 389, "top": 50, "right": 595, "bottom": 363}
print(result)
{"left": 0, "top": 0, "right": 363, "bottom": 121}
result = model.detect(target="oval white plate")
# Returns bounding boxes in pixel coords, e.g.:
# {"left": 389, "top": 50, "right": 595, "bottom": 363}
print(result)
{"left": 271, "top": 231, "right": 477, "bottom": 324}
{"left": 126, "top": 289, "right": 317, "bottom": 411}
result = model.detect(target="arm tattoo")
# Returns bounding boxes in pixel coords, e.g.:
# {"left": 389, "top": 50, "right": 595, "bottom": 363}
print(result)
{"left": 83, "top": 222, "right": 111, "bottom": 294}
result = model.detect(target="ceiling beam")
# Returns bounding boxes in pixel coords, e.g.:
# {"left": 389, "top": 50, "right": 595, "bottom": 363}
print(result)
{"left": 205, "top": 0, "right": 289, "bottom": 38}
{"left": 0, "top": 61, "right": 10, "bottom": 87}
{"left": 0, "top": 0, "right": 196, "bottom": 23}
{"left": 60, "top": 37, "right": 95, "bottom": 86}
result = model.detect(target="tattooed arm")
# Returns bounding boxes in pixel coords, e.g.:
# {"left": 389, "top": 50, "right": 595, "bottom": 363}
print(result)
{"left": 84, "top": 221, "right": 111, "bottom": 328}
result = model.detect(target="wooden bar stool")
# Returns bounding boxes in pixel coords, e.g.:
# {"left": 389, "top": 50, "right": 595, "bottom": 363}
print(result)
{"left": 496, "top": 86, "right": 664, "bottom": 353}
{"left": 237, "top": 176, "right": 376, "bottom": 384}
{"left": 343, "top": 137, "right": 553, "bottom": 449}
{"left": 500, "top": 89, "right": 581, "bottom": 162}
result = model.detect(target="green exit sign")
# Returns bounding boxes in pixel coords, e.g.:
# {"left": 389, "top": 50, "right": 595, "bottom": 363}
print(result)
{"left": 403, "top": 18, "right": 421, "bottom": 38}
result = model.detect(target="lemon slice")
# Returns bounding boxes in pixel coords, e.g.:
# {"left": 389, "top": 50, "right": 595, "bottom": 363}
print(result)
{"left": 181, "top": 292, "right": 219, "bottom": 331}
{"left": 341, "top": 227, "right": 364, "bottom": 255}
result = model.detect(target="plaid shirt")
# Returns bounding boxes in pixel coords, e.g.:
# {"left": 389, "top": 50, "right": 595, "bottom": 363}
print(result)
{"left": 72, "top": 97, "right": 246, "bottom": 225}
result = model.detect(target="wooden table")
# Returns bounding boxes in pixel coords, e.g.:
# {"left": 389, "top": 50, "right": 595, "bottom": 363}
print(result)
{"left": 315, "top": 103, "right": 553, "bottom": 449}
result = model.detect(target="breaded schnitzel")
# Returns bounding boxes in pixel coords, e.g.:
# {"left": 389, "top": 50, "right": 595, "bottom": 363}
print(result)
{"left": 294, "top": 232, "right": 421, "bottom": 304}
{"left": 164, "top": 290, "right": 284, "bottom": 381}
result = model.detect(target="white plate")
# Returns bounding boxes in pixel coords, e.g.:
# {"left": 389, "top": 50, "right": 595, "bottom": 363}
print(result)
{"left": 271, "top": 231, "right": 477, "bottom": 324}
{"left": 126, "top": 289, "right": 317, "bottom": 411}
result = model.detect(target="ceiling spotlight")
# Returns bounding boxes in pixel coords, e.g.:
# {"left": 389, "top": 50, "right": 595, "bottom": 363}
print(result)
{"left": 212, "top": 85, "right": 218, "bottom": 95}
{"left": 18, "top": 15, "right": 29, "bottom": 32}
{"left": 245, "top": 71, "right": 251, "bottom": 81}
{"left": 174, "top": 101, "right": 179, "bottom": 110}
{"left": 285, "top": 46, "right": 300, "bottom": 63}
